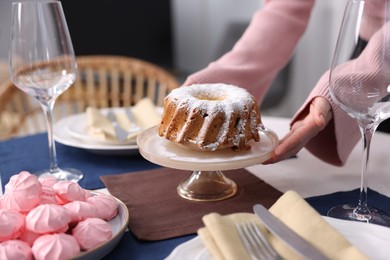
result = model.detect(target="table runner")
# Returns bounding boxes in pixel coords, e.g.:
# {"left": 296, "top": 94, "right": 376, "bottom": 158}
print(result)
{"left": 100, "top": 167, "right": 283, "bottom": 241}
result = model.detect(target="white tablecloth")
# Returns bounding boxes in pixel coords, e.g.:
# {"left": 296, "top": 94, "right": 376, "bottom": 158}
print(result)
{"left": 249, "top": 116, "right": 390, "bottom": 198}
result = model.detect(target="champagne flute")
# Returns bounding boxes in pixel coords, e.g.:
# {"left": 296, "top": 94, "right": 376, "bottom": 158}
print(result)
{"left": 9, "top": 1, "right": 83, "bottom": 182}
{"left": 328, "top": 0, "right": 390, "bottom": 226}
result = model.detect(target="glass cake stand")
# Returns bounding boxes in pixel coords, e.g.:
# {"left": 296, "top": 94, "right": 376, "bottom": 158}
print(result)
{"left": 136, "top": 126, "right": 278, "bottom": 201}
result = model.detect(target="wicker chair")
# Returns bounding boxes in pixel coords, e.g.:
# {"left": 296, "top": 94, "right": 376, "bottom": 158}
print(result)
{"left": 0, "top": 55, "right": 180, "bottom": 140}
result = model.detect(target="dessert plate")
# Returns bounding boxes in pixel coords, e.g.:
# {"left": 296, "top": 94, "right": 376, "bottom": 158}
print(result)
{"left": 165, "top": 216, "right": 390, "bottom": 260}
{"left": 54, "top": 115, "right": 139, "bottom": 155}
{"left": 54, "top": 107, "right": 163, "bottom": 155}
{"left": 74, "top": 193, "right": 129, "bottom": 260}
{"left": 67, "top": 108, "right": 138, "bottom": 146}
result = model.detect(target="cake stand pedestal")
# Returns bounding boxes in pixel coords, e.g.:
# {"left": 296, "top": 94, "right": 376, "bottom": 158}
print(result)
{"left": 137, "top": 126, "right": 278, "bottom": 201}
{"left": 177, "top": 170, "right": 237, "bottom": 201}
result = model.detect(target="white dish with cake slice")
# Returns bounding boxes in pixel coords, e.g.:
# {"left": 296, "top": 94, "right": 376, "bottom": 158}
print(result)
{"left": 54, "top": 107, "right": 163, "bottom": 155}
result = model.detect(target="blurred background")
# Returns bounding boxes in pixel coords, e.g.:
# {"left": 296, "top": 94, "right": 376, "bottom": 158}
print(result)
{"left": 0, "top": 0, "right": 347, "bottom": 117}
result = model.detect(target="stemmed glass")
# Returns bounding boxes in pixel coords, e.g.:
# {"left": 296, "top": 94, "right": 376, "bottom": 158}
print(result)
{"left": 9, "top": 1, "right": 83, "bottom": 182}
{"left": 328, "top": 0, "right": 390, "bottom": 226}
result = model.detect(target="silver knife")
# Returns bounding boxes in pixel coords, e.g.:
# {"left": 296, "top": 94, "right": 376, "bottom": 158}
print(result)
{"left": 125, "top": 108, "right": 141, "bottom": 132}
{"left": 253, "top": 204, "right": 328, "bottom": 260}
{"left": 106, "top": 110, "right": 129, "bottom": 142}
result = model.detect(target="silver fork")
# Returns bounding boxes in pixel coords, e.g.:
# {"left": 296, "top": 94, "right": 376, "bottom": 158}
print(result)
{"left": 236, "top": 221, "right": 282, "bottom": 260}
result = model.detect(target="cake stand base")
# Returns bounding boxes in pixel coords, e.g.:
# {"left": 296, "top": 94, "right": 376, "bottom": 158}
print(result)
{"left": 137, "top": 126, "right": 278, "bottom": 202}
{"left": 177, "top": 170, "right": 237, "bottom": 201}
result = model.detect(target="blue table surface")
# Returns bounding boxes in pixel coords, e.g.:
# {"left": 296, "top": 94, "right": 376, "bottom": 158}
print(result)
{"left": 1, "top": 133, "right": 390, "bottom": 259}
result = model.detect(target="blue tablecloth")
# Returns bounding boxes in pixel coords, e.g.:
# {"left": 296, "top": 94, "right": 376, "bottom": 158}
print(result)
{"left": 1, "top": 133, "right": 390, "bottom": 259}
{"left": 0, "top": 133, "right": 194, "bottom": 259}
{"left": 0, "top": 133, "right": 160, "bottom": 190}
{"left": 307, "top": 188, "right": 390, "bottom": 216}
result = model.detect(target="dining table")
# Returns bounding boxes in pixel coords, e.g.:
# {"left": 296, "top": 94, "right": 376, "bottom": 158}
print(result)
{"left": 1, "top": 116, "right": 390, "bottom": 259}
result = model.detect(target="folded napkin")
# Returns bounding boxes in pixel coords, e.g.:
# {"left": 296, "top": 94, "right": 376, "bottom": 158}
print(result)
{"left": 86, "top": 98, "right": 160, "bottom": 142}
{"left": 199, "top": 190, "right": 368, "bottom": 260}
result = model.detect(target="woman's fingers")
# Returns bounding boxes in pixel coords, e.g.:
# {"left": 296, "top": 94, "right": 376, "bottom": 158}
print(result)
{"left": 264, "top": 97, "right": 332, "bottom": 164}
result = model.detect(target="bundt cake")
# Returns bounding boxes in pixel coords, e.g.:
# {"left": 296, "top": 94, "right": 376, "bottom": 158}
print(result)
{"left": 158, "top": 83, "right": 261, "bottom": 151}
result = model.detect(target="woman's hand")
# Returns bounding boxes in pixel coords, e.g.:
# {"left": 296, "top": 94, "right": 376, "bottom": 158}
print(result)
{"left": 264, "top": 96, "right": 332, "bottom": 164}
{"left": 182, "top": 78, "right": 196, "bottom": 86}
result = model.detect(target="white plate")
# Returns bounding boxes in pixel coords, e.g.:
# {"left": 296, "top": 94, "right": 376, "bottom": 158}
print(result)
{"left": 54, "top": 112, "right": 139, "bottom": 156}
{"left": 165, "top": 216, "right": 390, "bottom": 259}
{"left": 67, "top": 108, "right": 138, "bottom": 146}
{"left": 54, "top": 107, "right": 163, "bottom": 155}
{"left": 323, "top": 216, "right": 390, "bottom": 259}
{"left": 165, "top": 236, "right": 212, "bottom": 260}
{"left": 75, "top": 192, "right": 129, "bottom": 260}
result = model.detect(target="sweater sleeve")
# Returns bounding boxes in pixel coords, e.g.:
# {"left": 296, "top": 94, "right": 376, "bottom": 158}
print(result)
{"left": 291, "top": 20, "right": 390, "bottom": 166}
{"left": 292, "top": 71, "right": 360, "bottom": 166}
{"left": 186, "top": 0, "right": 315, "bottom": 102}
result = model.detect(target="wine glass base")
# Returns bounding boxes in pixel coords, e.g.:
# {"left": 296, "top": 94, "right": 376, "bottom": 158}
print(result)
{"left": 36, "top": 168, "right": 83, "bottom": 182}
{"left": 327, "top": 204, "right": 390, "bottom": 227}
{"left": 177, "top": 170, "right": 237, "bottom": 201}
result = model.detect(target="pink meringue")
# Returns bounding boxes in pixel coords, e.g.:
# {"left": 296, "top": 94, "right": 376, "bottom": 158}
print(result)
{"left": 39, "top": 192, "right": 58, "bottom": 205}
{"left": 87, "top": 194, "right": 118, "bottom": 220}
{"left": 3, "top": 171, "right": 41, "bottom": 212}
{"left": 19, "top": 228, "right": 41, "bottom": 246}
{"left": 53, "top": 181, "right": 87, "bottom": 204}
{"left": 39, "top": 175, "right": 59, "bottom": 187}
{"left": 0, "top": 208, "right": 25, "bottom": 241}
{"left": 72, "top": 218, "right": 112, "bottom": 250}
{"left": 32, "top": 233, "right": 80, "bottom": 260}
{"left": 63, "top": 200, "right": 98, "bottom": 223}
{"left": 26, "top": 204, "right": 70, "bottom": 234}
{"left": 0, "top": 240, "right": 33, "bottom": 260}
{"left": 39, "top": 176, "right": 59, "bottom": 205}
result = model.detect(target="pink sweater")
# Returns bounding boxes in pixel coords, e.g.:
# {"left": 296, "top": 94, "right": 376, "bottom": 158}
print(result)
{"left": 186, "top": 0, "right": 385, "bottom": 166}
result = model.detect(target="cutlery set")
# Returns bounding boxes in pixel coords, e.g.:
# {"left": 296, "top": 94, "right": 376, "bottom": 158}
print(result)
{"left": 236, "top": 221, "right": 282, "bottom": 260}
{"left": 237, "top": 205, "right": 327, "bottom": 260}
{"left": 106, "top": 109, "right": 141, "bottom": 143}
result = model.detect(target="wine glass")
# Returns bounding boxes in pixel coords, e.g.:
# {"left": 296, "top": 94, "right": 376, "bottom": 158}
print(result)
{"left": 9, "top": 1, "right": 83, "bottom": 182}
{"left": 328, "top": 0, "right": 390, "bottom": 226}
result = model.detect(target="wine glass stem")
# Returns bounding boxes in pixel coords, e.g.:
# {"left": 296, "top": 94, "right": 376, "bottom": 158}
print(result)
{"left": 355, "top": 124, "right": 375, "bottom": 216}
{"left": 40, "top": 101, "right": 60, "bottom": 174}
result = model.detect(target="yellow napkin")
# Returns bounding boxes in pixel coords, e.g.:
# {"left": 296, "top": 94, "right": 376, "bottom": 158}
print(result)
{"left": 86, "top": 97, "right": 160, "bottom": 142}
{"left": 198, "top": 190, "right": 368, "bottom": 260}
